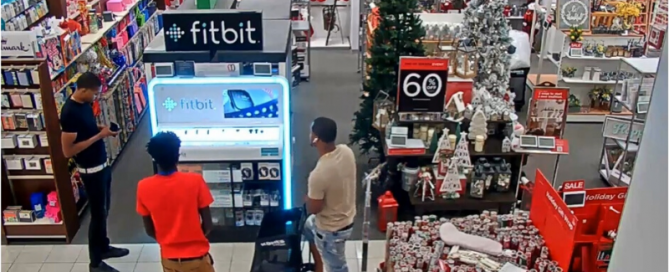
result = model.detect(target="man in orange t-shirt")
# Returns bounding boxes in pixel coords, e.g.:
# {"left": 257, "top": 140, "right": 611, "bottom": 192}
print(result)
{"left": 136, "top": 132, "right": 215, "bottom": 272}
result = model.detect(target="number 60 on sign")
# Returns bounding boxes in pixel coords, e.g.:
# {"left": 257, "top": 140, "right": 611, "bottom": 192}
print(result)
{"left": 396, "top": 57, "right": 449, "bottom": 113}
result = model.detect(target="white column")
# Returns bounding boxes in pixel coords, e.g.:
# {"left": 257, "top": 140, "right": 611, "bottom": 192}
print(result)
{"left": 608, "top": 40, "right": 668, "bottom": 271}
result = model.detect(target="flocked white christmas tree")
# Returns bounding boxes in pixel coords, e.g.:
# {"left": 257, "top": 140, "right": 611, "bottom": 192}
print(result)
{"left": 454, "top": 132, "right": 472, "bottom": 172}
{"left": 468, "top": 108, "right": 487, "bottom": 140}
{"left": 432, "top": 128, "right": 453, "bottom": 163}
{"left": 439, "top": 159, "right": 462, "bottom": 199}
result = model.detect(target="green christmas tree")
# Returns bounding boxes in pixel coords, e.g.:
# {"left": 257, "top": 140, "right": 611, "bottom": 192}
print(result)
{"left": 349, "top": 0, "right": 426, "bottom": 160}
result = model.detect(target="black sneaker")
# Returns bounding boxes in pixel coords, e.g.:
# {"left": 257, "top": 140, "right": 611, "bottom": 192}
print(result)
{"left": 90, "top": 262, "right": 120, "bottom": 272}
{"left": 101, "top": 246, "right": 130, "bottom": 260}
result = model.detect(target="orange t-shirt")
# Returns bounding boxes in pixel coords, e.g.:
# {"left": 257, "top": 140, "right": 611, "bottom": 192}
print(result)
{"left": 136, "top": 172, "right": 214, "bottom": 258}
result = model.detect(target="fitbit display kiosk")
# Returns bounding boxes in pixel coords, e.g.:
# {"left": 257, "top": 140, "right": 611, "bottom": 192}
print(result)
{"left": 143, "top": 2, "right": 294, "bottom": 242}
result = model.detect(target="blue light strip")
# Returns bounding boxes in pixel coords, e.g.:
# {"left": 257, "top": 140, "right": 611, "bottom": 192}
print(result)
{"left": 147, "top": 76, "right": 293, "bottom": 210}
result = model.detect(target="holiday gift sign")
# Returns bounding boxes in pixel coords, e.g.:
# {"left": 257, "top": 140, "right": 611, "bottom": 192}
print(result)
{"left": 396, "top": 57, "right": 449, "bottom": 113}
{"left": 527, "top": 88, "right": 569, "bottom": 138}
{"left": 530, "top": 169, "right": 577, "bottom": 272}
{"left": 162, "top": 10, "right": 263, "bottom": 52}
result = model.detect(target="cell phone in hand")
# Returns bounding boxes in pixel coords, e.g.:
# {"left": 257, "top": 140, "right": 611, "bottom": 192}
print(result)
{"left": 110, "top": 122, "right": 120, "bottom": 133}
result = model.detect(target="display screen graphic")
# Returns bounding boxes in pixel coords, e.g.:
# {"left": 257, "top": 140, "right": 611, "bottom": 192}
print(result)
{"left": 151, "top": 81, "right": 284, "bottom": 126}
{"left": 223, "top": 89, "right": 279, "bottom": 118}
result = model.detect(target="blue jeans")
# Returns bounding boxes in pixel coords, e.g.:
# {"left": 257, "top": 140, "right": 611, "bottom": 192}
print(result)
{"left": 303, "top": 215, "right": 352, "bottom": 272}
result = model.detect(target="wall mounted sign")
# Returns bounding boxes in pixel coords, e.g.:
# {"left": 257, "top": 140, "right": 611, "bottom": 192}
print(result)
{"left": 648, "top": 26, "right": 665, "bottom": 49}
{"left": 556, "top": 0, "right": 591, "bottom": 31}
{"left": 396, "top": 57, "right": 448, "bottom": 113}
{"left": 602, "top": 116, "right": 644, "bottom": 143}
{"left": 162, "top": 10, "right": 263, "bottom": 52}
{"left": 1, "top": 31, "right": 37, "bottom": 57}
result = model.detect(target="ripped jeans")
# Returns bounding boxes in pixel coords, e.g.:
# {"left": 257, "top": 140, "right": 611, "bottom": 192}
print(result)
{"left": 303, "top": 215, "right": 353, "bottom": 272}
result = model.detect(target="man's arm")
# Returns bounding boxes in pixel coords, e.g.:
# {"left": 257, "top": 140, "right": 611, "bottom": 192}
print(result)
{"left": 306, "top": 174, "right": 325, "bottom": 214}
{"left": 61, "top": 132, "right": 103, "bottom": 158}
{"left": 199, "top": 207, "right": 213, "bottom": 236}
{"left": 198, "top": 177, "right": 215, "bottom": 236}
{"left": 136, "top": 187, "right": 156, "bottom": 239}
{"left": 141, "top": 216, "right": 157, "bottom": 240}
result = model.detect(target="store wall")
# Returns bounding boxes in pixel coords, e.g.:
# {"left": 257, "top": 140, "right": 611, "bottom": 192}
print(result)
{"left": 608, "top": 40, "right": 668, "bottom": 272}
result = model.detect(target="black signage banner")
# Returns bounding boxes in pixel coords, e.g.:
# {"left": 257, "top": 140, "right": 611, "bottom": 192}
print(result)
{"left": 396, "top": 57, "right": 449, "bottom": 113}
{"left": 162, "top": 11, "right": 263, "bottom": 52}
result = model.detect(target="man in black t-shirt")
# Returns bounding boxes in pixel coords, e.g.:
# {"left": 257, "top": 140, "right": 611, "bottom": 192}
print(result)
{"left": 60, "top": 72, "right": 129, "bottom": 272}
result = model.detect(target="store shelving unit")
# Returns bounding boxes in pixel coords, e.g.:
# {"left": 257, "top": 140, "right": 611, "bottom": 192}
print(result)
{"left": 1, "top": 60, "right": 80, "bottom": 242}
{"left": 533, "top": 26, "right": 648, "bottom": 123}
{"left": 599, "top": 57, "right": 659, "bottom": 187}
{"left": 1, "top": 0, "right": 50, "bottom": 31}
{"left": 291, "top": 0, "right": 312, "bottom": 81}
{"left": 0, "top": 0, "right": 160, "bottom": 243}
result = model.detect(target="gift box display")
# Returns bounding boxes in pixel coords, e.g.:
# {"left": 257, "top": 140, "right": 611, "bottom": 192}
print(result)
{"left": 381, "top": 211, "right": 561, "bottom": 272}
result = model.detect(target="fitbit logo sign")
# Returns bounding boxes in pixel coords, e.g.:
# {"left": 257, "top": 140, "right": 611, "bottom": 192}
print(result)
{"left": 163, "top": 98, "right": 216, "bottom": 111}
{"left": 190, "top": 21, "right": 258, "bottom": 45}
{"left": 163, "top": 11, "right": 263, "bottom": 52}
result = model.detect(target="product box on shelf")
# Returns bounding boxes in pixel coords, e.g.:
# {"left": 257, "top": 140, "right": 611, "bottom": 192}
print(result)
{"left": 2, "top": 206, "right": 22, "bottom": 222}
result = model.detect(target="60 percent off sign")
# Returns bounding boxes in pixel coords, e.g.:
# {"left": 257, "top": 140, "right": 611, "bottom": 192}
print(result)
{"left": 396, "top": 57, "right": 449, "bottom": 113}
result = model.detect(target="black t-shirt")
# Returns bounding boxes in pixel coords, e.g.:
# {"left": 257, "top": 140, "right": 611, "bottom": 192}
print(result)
{"left": 59, "top": 98, "right": 107, "bottom": 168}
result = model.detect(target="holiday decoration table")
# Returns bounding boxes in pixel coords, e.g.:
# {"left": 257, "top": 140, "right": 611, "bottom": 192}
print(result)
{"left": 380, "top": 128, "right": 525, "bottom": 217}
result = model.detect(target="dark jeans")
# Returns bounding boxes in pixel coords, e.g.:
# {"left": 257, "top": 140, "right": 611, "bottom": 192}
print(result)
{"left": 80, "top": 167, "right": 113, "bottom": 265}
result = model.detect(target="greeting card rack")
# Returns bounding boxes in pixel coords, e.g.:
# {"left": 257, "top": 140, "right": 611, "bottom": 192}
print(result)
{"left": 1, "top": 60, "right": 81, "bottom": 242}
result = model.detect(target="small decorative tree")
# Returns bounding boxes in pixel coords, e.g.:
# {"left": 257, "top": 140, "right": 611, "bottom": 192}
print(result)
{"left": 454, "top": 132, "right": 472, "bottom": 172}
{"left": 432, "top": 128, "right": 453, "bottom": 164}
{"left": 468, "top": 108, "right": 488, "bottom": 140}
{"left": 439, "top": 159, "right": 462, "bottom": 199}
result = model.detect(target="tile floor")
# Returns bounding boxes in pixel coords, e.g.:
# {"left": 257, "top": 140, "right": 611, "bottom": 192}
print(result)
{"left": 1, "top": 241, "right": 386, "bottom": 272}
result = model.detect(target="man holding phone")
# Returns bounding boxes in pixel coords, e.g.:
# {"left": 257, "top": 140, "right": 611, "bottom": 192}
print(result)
{"left": 60, "top": 72, "right": 128, "bottom": 272}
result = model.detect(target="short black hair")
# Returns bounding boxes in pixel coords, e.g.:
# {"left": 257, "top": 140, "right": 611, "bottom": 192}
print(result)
{"left": 76, "top": 72, "right": 102, "bottom": 90}
{"left": 311, "top": 117, "right": 337, "bottom": 143}
{"left": 147, "top": 132, "right": 181, "bottom": 171}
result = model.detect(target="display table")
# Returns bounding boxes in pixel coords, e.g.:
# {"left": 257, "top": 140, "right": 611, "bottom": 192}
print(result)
{"left": 409, "top": 191, "right": 515, "bottom": 215}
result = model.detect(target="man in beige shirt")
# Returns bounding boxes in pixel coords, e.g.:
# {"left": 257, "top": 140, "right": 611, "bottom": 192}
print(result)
{"left": 304, "top": 117, "right": 356, "bottom": 272}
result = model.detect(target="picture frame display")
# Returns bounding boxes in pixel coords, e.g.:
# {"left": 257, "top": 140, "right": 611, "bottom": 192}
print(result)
{"left": 556, "top": 0, "right": 591, "bottom": 31}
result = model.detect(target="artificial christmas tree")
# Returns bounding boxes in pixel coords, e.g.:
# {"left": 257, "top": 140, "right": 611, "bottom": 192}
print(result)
{"left": 454, "top": 132, "right": 472, "bottom": 172}
{"left": 459, "top": 0, "right": 513, "bottom": 103}
{"left": 349, "top": 0, "right": 426, "bottom": 160}
{"left": 439, "top": 159, "right": 462, "bottom": 199}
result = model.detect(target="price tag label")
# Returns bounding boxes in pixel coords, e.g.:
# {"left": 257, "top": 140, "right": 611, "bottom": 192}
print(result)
{"left": 602, "top": 117, "right": 644, "bottom": 143}
{"left": 396, "top": 57, "right": 448, "bottom": 113}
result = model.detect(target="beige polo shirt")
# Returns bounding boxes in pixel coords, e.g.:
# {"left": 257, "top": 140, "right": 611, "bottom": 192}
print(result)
{"left": 308, "top": 144, "right": 357, "bottom": 232}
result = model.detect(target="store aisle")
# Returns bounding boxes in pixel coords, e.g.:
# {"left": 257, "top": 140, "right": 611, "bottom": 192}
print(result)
{"left": 0, "top": 241, "right": 386, "bottom": 272}
{"left": 71, "top": 51, "right": 607, "bottom": 245}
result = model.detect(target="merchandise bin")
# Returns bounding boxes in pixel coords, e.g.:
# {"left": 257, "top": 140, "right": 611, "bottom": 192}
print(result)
{"left": 251, "top": 207, "right": 306, "bottom": 272}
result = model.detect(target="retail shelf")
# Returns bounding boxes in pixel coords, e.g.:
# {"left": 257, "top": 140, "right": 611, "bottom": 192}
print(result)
{"left": 614, "top": 95, "right": 635, "bottom": 111}
{"left": 4, "top": 218, "right": 63, "bottom": 226}
{"left": 567, "top": 109, "right": 632, "bottom": 123}
{"left": 51, "top": 0, "right": 142, "bottom": 80}
{"left": 612, "top": 139, "right": 639, "bottom": 152}
{"left": 599, "top": 169, "right": 631, "bottom": 186}
{"left": 622, "top": 58, "right": 661, "bottom": 74}
{"left": 563, "top": 55, "right": 625, "bottom": 61}
{"left": 7, "top": 175, "right": 54, "bottom": 180}
{"left": 291, "top": 20, "right": 310, "bottom": 31}
{"left": 506, "top": 16, "right": 523, "bottom": 19}
{"left": 562, "top": 77, "right": 622, "bottom": 85}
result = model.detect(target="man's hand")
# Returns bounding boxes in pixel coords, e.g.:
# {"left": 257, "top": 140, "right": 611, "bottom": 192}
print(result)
{"left": 99, "top": 126, "right": 118, "bottom": 138}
